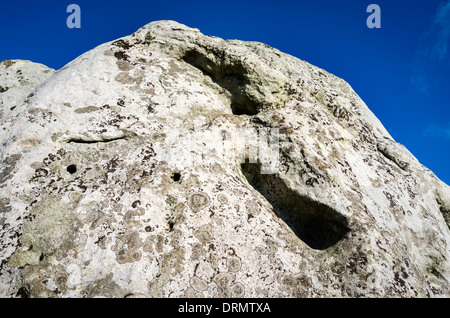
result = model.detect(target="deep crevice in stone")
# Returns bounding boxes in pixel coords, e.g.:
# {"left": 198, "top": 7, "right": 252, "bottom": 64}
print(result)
{"left": 182, "top": 49, "right": 259, "bottom": 116}
{"left": 241, "top": 162, "right": 350, "bottom": 250}
{"left": 67, "top": 136, "right": 128, "bottom": 144}
{"left": 16, "top": 286, "right": 30, "bottom": 298}
{"left": 376, "top": 142, "right": 409, "bottom": 171}
{"left": 436, "top": 196, "right": 450, "bottom": 230}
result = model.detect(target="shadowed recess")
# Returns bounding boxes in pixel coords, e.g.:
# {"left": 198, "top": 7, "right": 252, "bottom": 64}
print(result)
{"left": 241, "top": 162, "right": 350, "bottom": 250}
{"left": 436, "top": 196, "right": 450, "bottom": 230}
{"left": 171, "top": 172, "right": 181, "bottom": 182}
{"left": 67, "top": 136, "right": 128, "bottom": 144}
{"left": 67, "top": 164, "right": 77, "bottom": 174}
{"left": 182, "top": 49, "right": 259, "bottom": 116}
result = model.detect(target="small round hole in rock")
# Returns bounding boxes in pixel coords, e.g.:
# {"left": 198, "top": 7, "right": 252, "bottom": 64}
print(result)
{"left": 171, "top": 172, "right": 181, "bottom": 182}
{"left": 67, "top": 164, "right": 77, "bottom": 174}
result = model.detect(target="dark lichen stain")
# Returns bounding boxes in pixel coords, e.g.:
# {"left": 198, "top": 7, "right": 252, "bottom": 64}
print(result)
{"left": 131, "top": 200, "right": 141, "bottom": 208}
{"left": 117, "top": 99, "right": 125, "bottom": 107}
{"left": 147, "top": 102, "right": 158, "bottom": 113}
{"left": 112, "top": 39, "right": 132, "bottom": 50}
{"left": 188, "top": 192, "right": 210, "bottom": 212}
{"left": 114, "top": 51, "right": 130, "bottom": 61}
{"left": 74, "top": 106, "right": 99, "bottom": 114}
{"left": 31, "top": 168, "right": 48, "bottom": 180}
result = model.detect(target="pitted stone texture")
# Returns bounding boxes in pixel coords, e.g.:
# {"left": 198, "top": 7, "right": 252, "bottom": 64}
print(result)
{"left": 1, "top": 20, "right": 450, "bottom": 298}
{"left": 0, "top": 60, "right": 54, "bottom": 125}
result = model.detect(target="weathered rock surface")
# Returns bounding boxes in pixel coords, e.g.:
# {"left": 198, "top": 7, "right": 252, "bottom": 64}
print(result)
{"left": 0, "top": 60, "right": 54, "bottom": 124}
{"left": 1, "top": 20, "right": 450, "bottom": 298}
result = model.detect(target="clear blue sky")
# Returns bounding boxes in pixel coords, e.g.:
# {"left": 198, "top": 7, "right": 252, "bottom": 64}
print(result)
{"left": 1, "top": 0, "right": 449, "bottom": 185}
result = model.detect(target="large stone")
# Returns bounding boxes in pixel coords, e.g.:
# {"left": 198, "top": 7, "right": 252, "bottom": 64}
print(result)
{"left": 1, "top": 20, "right": 450, "bottom": 298}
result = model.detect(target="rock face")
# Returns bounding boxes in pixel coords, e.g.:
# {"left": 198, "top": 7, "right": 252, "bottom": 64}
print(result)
{"left": 1, "top": 20, "right": 450, "bottom": 298}
{"left": 0, "top": 60, "right": 54, "bottom": 125}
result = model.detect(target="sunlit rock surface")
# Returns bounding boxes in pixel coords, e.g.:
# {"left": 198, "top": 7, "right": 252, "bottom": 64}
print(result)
{"left": 1, "top": 20, "right": 449, "bottom": 298}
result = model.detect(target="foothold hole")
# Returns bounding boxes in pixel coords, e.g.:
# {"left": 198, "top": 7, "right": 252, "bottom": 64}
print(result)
{"left": 67, "top": 164, "right": 77, "bottom": 174}
{"left": 171, "top": 172, "right": 181, "bottom": 182}
{"left": 240, "top": 162, "right": 350, "bottom": 250}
